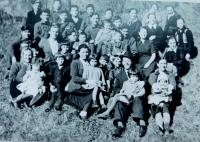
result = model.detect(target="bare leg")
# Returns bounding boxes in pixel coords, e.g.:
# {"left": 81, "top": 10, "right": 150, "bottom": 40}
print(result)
{"left": 163, "top": 112, "right": 171, "bottom": 134}
{"left": 99, "top": 92, "right": 106, "bottom": 107}
{"left": 92, "top": 86, "right": 98, "bottom": 106}
{"left": 155, "top": 112, "right": 164, "bottom": 130}
{"left": 98, "top": 96, "right": 119, "bottom": 117}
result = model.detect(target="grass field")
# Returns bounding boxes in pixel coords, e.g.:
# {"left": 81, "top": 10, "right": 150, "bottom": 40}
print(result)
{"left": 0, "top": 2, "right": 200, "bottom": 142}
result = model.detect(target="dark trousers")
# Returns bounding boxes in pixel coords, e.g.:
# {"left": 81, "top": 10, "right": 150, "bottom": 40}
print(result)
{"left": 113, "top": 97, "right": 145, "bottom": 127}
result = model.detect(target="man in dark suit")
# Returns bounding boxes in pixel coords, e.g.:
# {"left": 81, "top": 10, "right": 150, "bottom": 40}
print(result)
{"left": 112, "top": 52, "right": 147, "bottom": 138}
{"left": 26, "top": 0, "right": 42, "bottom": 38}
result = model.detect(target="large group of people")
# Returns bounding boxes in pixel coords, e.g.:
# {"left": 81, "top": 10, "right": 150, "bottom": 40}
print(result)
{"left": 5, "top": 0, "right": 197, "bottom": 138}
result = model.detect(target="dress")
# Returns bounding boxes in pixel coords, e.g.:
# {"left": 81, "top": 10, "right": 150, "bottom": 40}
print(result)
{"left": 82, "top": 65, "right": 106, "bottom": 89}
{"left": 130, "top": 40, "right": 157, "bottom": 78}
{"left": 16, "top": 70, "right": 45, "bottom": 97}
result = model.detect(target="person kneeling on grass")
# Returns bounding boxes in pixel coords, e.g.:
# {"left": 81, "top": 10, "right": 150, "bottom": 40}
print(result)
{"left": 97, "top": 71, "right": 145, "bottom": 119}
{"left": 148, "top": 72, "right": 174, "bottom": 135}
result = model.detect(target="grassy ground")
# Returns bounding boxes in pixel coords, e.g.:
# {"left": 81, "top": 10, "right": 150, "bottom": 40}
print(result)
{"left": 0, "top": 5, "right": 200, "bottom": 142}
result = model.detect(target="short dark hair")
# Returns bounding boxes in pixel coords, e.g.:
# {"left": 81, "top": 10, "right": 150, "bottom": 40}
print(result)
{"left": 42, "top": 9, "right": 50, "bottom": 15}
{"left": 77, "top": 44, "right": 90, "bottom": 53}
{"left": 129, "top": 8, "right": 138, "bottom": 13}
{"left": 106, "top": 8, "right": 113, "bottom": 13}
{"left": 100, "top": 54, "right": 109, "bottom": 62}
{"left": 89, "top": 54, "right": 98, "bottom": 61}
{"left": 31, "top": 0, "right": 41, "bottom": 4}
{"left": 86, "top": 4, "right": 94, "bottom": 10}
{"left": 113, "top": 16, "right": 121, "bottom": 21}
{"left": 71, "top": 5, "right": 79, "bottom": 11}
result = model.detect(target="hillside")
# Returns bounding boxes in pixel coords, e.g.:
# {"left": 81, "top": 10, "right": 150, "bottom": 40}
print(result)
{"left": 0, "top": 1, "right": 200, "bottom": 142}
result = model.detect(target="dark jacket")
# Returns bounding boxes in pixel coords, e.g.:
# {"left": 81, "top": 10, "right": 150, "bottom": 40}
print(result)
{"left": 67, "top": 59, "right": 87, "bottom": 92}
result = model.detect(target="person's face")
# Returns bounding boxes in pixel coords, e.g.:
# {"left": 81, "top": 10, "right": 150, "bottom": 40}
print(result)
{"left": 49, "top": 27, "right": 59, "bottom": 39}
{"left": 32, "top": 2, "right": 41, "bottom": 11}
{"left": 129, "top": 10, "right": 137, "bottom": 19}
{"left": 122, "top": 57, "right": 132, "bottom": 70}
{"left": 105, "top": 10, "right": 113, "bottom": 20}
{"left": 168, "top": 38, "right": 177, "bottom": 49}
{"left": 56, "top": 57, "right": 65, "bottom": 66}
{"left": 53, "top": 1, "right": 61, "bottom": 10}
{"left": 113, "top": 57, "right": 121, "bottom": 68}
{"left": 60, "top": 13, "right": 68, "bottom": 22}
{"left": 113, "top": 33, "right": 122, "bottom": 43}
{"left": 158, "top": 75, "right": 169, "bottom": 87}
{"left": 104, "top": 22, "right": 112, "bottom": 30}
{"left": 148, "top": 14, "right": 156, "bottom": 24}
{"left": 151, "top": 4, "right": 158, "bottom": 12}
{"left": 139, "top": 28, "right": 147, "bottom": 39}
{"left": 41, "top": 12, "right": 49, "bottom": 22}
{"left": 90, "top": 59, "right": 97, "bottom": 67}
{"left": 61, "top": 45, "right": 70, "bottom": 54}
{"left": 167, "top": 7, "right": 174, "bottom": 15}
{"left": 177, "top": 19, "right": 184, "bottom": 29}
{"left": 90, "top": 15, "right": 99, "bottom": 25}
{"left": 22, "top": 50, "right": 32, "bottom": 63}
{"left": 78, "top": 48, "right": 89, "bottom": 60}
{"left": 68, "top": 32, "right": 77, "bottom": 42}
{"left": 86, "top": 7, "right": 94, "bottom": 16}
{"left": 21, "top": 30, "right": 30, "bottom": 39}
{"left": 157, "top": 59, "right": 167, "bottom": 71}
{"left": 20, "top": 43, "right": 29, "bottom": 50}
{"left": 32, "top": 48, "right": 39, "bottom": 57}
{"left": 121, "top": 28, "right": 128, "bottom": 38}
{"left": 113, "top": 19, "right": 122, "bottom": 28}
{"left": 129, "top": 75, "right": 138, "bottom": 83}
{"left": 70, "top": 7, "right": 79, "bottom": 17}
{"left": 79, "top": 34, "right": 86, "bottom": 43}
{"left": 99, "top": 58, "right": 108, "bottom": 66}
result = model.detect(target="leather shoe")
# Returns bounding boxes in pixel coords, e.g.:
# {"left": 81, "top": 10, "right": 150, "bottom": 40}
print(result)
{"left": 139, "top": 125, "right": 147, "bottom": 137}
{"left": 112, "top": 126, "right": 125, "bottom": 138}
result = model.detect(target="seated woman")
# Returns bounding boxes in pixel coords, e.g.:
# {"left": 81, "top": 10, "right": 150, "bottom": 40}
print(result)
{"left": 9, "top": 48, "right": 33, "bottom": 108}
{"left": 64, "top": 44, "right": 94, "bottom": 119}
{"left": 130, "top": 27, "right": 157, "bottom": 79}
{"left": 148, "top": 72, "right": 174, "bottom": 135}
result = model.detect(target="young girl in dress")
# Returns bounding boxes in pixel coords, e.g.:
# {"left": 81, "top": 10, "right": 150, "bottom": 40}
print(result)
{"left": 82, "top": 54, "right": 106, "bottom": 109}
{"left": 13, "top": 63, "right": 46, "bottom": 106}
{"left": 148, "top": 72, "right": 174, "bottom": 135}
{"left": 97, "top": 71, "right": 145, "bottom": 118}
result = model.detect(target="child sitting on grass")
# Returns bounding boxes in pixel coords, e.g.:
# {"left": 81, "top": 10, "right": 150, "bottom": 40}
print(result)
{"left": 97, "top": 71, "right": 145, "bottom": 119}
{"left": 82, "top": 54, "right": 107, "bottom": 109}
{"left": 148, "top": 72, "right": 174, "bottom": 135}
{"left": 13, "top": 63, "right": 46, "bottom": 106}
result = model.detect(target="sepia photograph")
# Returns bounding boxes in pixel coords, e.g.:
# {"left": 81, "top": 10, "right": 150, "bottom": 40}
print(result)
{"left": 0, "top": 0, "right": 199, "bottom": 141}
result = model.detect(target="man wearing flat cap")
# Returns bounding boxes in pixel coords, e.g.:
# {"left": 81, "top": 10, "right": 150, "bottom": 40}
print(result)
{"left": 111, "top": 51, "right": 147, "bottom": 138}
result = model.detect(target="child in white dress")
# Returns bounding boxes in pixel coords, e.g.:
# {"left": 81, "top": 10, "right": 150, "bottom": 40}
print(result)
{"left": 148, "top": 72, "right": 174, "bottom": 135}
{"left": 13, "top": 63, "right": 46, "bottom": 106}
